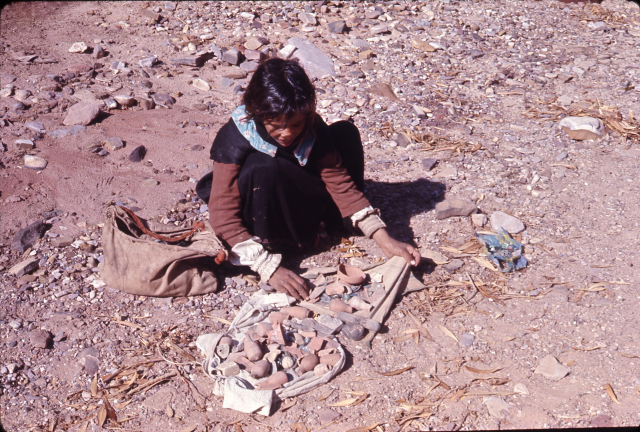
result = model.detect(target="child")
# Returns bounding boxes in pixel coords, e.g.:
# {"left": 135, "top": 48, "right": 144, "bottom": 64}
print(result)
{"left": 197, "top": 58, "right": 420, "bottom": 300}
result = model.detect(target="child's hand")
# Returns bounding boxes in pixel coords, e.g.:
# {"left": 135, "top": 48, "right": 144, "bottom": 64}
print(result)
{"left": 372, "top": 229, "right": 421, "bottom": 266}
{"left": 268, "top": 266, "right": 310, "bottom": 301}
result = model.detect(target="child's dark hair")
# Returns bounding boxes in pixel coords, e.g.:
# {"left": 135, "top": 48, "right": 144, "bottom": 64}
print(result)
{"left": 242, "top": 58, "right": 316, "bottom": 125}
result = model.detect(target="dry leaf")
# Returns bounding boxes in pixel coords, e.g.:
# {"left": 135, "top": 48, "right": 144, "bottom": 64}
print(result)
{"left": 113, "top": 320, "right": 144, "bottom": 330}
{"left": 550, "top": 163, "right": 577, "bottom": 170}
{"left": 471, "top": 257, "right": 498, "bottom": 272}
{"left": 179, "top": 426, "right": 198, "bottom": 432}
{"left": 330, "top": 397, "right": 359, "bottom": 407}
{"left": 440, "top": 246, "right": 463, "bottom": 254}
{"left": 166, "top": 404, "right": 174, "bottom": 417}
{"left": 96, "top": 405, "right": 107, "bottom": 427}
{"left": 603, "top": 384, "right": 621, "bottom": 405}
{"left": 91, "top": 374, "right": 98, "bottom": 397}
{"left": 280, "top": 399, "right": 296, "bottom": 412}
{"left": 465, "top": 366, "right": 503, "bottom": 374}
{"left": 79, "top": 422, "right": 88, "bottom": 432}
{"left": 346, "top": 423, "right": 381, "bottom": 432}
{"left": 438, "top": 325, "right": 458, "bottom": 342}
{"left": 377, "top": 366, "right": 414, "bottom": 376}
{"left": 407, "top": 311, "right": 435, "bottom": 341}
{"left": 317, "top": 389, "right": 334, "bottom": 401}
{"left": 393, "top": 334, "right": 413, "bottom": 343}
{"left": 103, "top": 396, "right": 117, "bottom": 422}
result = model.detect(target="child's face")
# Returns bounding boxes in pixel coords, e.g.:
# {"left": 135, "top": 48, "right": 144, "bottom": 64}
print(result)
{"left": 263, "top": 113, "right": 309, "bottom": 147}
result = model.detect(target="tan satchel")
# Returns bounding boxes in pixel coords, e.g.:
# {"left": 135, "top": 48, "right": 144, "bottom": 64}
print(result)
{"left": 100, "top": 205, "right": 227, "bottom": 297}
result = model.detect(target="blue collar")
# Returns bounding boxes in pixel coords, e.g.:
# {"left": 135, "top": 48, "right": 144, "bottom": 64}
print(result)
{"left": 231, "top": 105, "right": 315, "bottom": 166}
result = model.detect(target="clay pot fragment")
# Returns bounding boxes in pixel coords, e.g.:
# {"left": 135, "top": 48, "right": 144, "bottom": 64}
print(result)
{"left": 337, "top": 264, "right": 366, "bottom": 285}
{"left": 269, "top": 311, "right": 290, "bottom": 327}
{"left": 244, "top": 337, "right": 263, "bottom": 362}
{"left": 250, "top": 359, "right": 271, "bottom": 379}
{"left": 255, "top": 322, "right": 273, "bottom": 337}
{"left": 325, "top": 282, "right": 347, "bottom": 296}
{"left": 347, "top": 296, "right": 372, "bottom": 312}
{"left": 299, "top": 354, "right": 319, "bottom": 374}
{"left": 282, "top": 306, "right": 311, "bottom": 319}
{"left": 257, "top": 370, "right": 289, "bottom": 390}
{"left": 329, "top": 298, "right": 353, "bottom": 313}
{"left": 319, "top": 353, "right": 341, "bottom": 367}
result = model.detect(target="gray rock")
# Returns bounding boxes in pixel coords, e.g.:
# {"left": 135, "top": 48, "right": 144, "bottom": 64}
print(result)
{"left": 9, "top": 321, "right": 22, "bottom": 330}
{"left": 138, "top": 97, "right": 155, "bottom": 110}
{"left": 469, "top": 49, "right": 485, "bottom": 59}
{"left": 104, "top": 137, "right": 124, "bottom": 151}
{"left": 421, "top": 158, "right": 437, "bottom": 171}
{"left": 534, "top": 355, "right": 570, "bottom": 381}
{"left": 341, "top": 323, "right": 366, "bottom": 341}
{"left": 79, "top": 346, "right": 100, "bottom": 374}
{"left": 484, "top": 396, "right": 509, "bottom": 419}
{"left": 240, "top": 60, "right": 259, "bottom": 72}
{"left": 459, "top": 332, "right": 475, "bottom": 347}
{"left": 139, "top": 57, "right": 157, "bottom": 68}
{"left": 556, "top": 151, "right": 568, "bottom": 161}
{"left": 222, "top": 48, "right": 241, "bottom": 65}
{"left": 471, "top": 213, "right": 487, "bottom": 227}
{"left": 8, "top": 257, "right": 39, "bottom": 277}
{"left": 129, "top": 145, "right": 147, "bottom": 162}
{"left": 316, "top": 408, "right": 341, "bottom": 423}
{"left": 51, "top": 236, "right": 73, "bottom": 248}
{"left": 15, "top": 139, "right": 34, "bottom": 150}
{"left": 93, "top": 44, "right": 106, "bottom": 59}
{"left": 490, "top": 211, "right": 525, "bottom": 234}
{"left": 152, "top": 93, "right": 175, "bottom": 107}
{"left": 434, "top": 198, "right": 476, "bottom": 220}
{"left": 24, "top": 154, "right": 48, "bottom": 170}
{"left": 63, "top": 103, "right": 101, "bottom": 126}
{"left": 244, "top": 49, "right": 266, "bottom": 61}
{"left": 29, "top": 330, "right": 52, "bottom": 349}
{"left": 25, "top": 121, "right": 45, "bottom": 133}
{"left": 392, "top": 133, "right": 411, "bottom": 148}
{"left": 298, "top": 12, "right": 317, "bottom": 25}
{"left": 370, "top": 24, "right": 389, "bottom": 35}
{"left": 69, "top": 42, "right": 88, "bottom": 53}
{"left": 221, "top": 77, "right": 234, "bottom": 88}
{"left": 11, "top": 220, "right": 47, "bottom": 252}
{"left": 443, "top": 259, "right": 464, "bottom": 273}
{"left": 287, "top": 37, "right": 335, "bottom": 79}
{"left": 328, "top": 20, "right": 346, "bottom": 34}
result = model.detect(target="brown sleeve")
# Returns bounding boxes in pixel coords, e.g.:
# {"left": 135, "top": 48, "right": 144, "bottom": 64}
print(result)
{"left": 316, "top": 148, "right": 370, "bottom": 217}
{"left": 208, "top": 162, "right": 252, "bottom": 248}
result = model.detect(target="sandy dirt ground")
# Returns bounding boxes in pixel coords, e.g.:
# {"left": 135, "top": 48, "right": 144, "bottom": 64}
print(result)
{"left": 1, "top": 1, "right": 640, "bottom": 431}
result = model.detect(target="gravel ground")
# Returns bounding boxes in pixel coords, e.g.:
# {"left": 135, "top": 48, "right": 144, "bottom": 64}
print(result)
{"left": 1, "top": 1, "right": 640, "bottom": 431}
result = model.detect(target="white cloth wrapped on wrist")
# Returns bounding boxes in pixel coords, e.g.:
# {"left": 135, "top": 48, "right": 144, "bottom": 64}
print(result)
{"left": 229, "top": 237, "right": 282, "bottom": 282}
{"left": 350, "top": 205, "right": 386, "bottom": 238}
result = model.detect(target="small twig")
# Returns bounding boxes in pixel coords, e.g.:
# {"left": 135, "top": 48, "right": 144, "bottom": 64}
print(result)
{"left": 101, "top": 358, "right": 163, "bottom": 383}
{"left": 465, "top": 272, "right": 479, "bottom": 302}
{"left": 127, "top": 372, "right": 177, "bottom": 395}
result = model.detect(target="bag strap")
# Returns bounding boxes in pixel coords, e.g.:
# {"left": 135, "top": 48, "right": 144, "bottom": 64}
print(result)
{"left": 119, "top": 205, "right": 205, "bottom": 243}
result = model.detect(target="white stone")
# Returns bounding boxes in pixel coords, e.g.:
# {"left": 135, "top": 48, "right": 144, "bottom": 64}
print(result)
{"left": 69, "top": 42, "right": 89, "bottom": 53}
{"left": 471, "top": 213, "right": 487, "bottom": 227}
{"left": 24, "top": 155, "right": 48, "bottom": 170}
{"left": 534, "top": 355, "right": 570, "bottom": 381}
{"left": 490, "top": 211, "right": 525, "bottom": 234}
{"left": 558, "top": 116, "right": 604, "bottom": 140}
{"left": 192, "top": 78, "right": 210, "bottom": 91}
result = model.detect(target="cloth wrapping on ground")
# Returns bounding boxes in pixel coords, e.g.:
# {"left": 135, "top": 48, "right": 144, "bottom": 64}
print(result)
{"left": 196, "top": 292, "right": 347, "bottom": 415}
{"left": 361, "top": 256, "right": 421, "bottom": 348}
{"left": 475, "top": 228, "right": 527, "bottom": 273}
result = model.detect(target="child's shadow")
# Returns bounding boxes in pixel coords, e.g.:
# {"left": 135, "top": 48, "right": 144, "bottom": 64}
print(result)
{"left": 365, "top": 177, "right": 446, "bottom": 242}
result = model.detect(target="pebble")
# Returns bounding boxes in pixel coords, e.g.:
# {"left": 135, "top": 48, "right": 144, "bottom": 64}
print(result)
{"left": 458, "top": 332, "right": 475, "bottom": 347}
{"left": 421, "top": 158, "right": 438, "bottom": 171}
{"left": 51, "top": 236, "right": 74, "bottom": 248}
{"left": 15, "top": 139, "right": 34, "bottom": 150}
{"left": 153, "top": 93, "right": 175, "bottom": 107}
{"left": 25, "top": 120, "right": 45, "bottom": 133}
{"left": 287, "top": 37, "right": 335, "bottom": 79}
{"left": 534, "top": 355, "right": 570, "bottom": 381}
{"left": 114, "top": 95, "right": 136, "bottom": 107}
{"left": 69, "top": 42, "right": 89, "bottom": 53}
{"left": 9, "top": 320, "right": 22, "bottom": 330}
{"left": 222, "top": 48, "right": 241, "bottom": 65}
{"left": 192, "top": 78, "right": 210, "bottom": 91}
{"left": 392, "top": 133, "right": 411, "bottom": 148}
{"left": 63, "top": 103, "right": 101, "bottom": 126}
{"left": 240, "top": 61, "right": 259, "bottom": 72}
{"left": 316, "top": 408, "right": 341, "bottom": 423}
{"left": 443, "top": 259, "right": 464, "bottom": 273}
{"left": 9, "top": 257, "right": 40, "bottom": 278}
{"left": 93, "top": 44, "right": 106, "bottom": 59}
{"left": 139, "top": 57, "right": 157, "bottom": 68}
{"left": 471, "top": 213, "right": 487, "bottom": 227}
{"left": 105, "top": 137, "right": 124, "bottom": 151}
{"left": 483, "top": 396, "right": 509, "bottom": 419}
{"left": 129, "top": 145, "right": 147, "bottom": 162}
{"left": 143, "top": 178, "right": 159, "bottom": 187}
{"left": 14, "top": 89, "right": 31, "bottom": 102}
{"left": 434, "top": 198, "right": 476, "bottom": 220}
{"left": 490, "top": 211, "right": 525, "bottom": 234}
{"left": 29, "top": 330, "right": 52, "bottom": 349}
